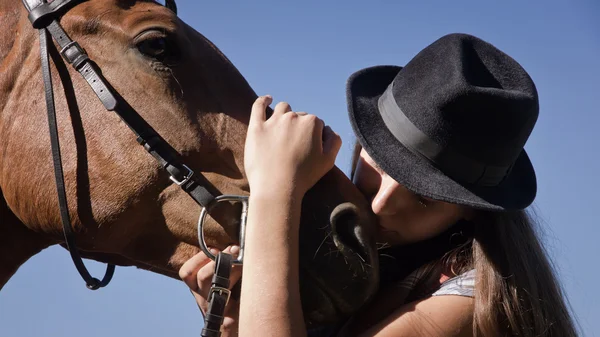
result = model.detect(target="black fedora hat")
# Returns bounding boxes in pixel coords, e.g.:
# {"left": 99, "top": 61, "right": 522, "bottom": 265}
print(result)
{"left": 347, "top": 33, "right": 539, "bottom": 211}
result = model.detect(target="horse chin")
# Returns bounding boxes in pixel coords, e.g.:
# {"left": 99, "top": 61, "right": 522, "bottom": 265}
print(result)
{"left": 299, "top": 258, "right": 378, "bottom": 328}
{"left": 300, "top": 273, "right": 347, "bottom": 327}
{"left": 299, "top": 253, "right": 378, "bottom": 327}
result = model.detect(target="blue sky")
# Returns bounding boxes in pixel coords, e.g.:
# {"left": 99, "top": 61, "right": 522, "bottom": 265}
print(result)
{"left": 1, "top": 0, "right": 598, "bottom": 336}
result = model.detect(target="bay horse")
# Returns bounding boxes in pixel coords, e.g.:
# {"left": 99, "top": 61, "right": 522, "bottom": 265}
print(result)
{"left": 0, "top": 0, "right": 379, "bottom": 328}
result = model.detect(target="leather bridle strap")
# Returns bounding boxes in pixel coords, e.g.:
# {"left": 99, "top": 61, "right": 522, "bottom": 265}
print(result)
{"left": 202, "top": 253, "right": 233, "bottom": 337}
{"left": 39, "top": 22, "right": 115, "bottom": 290}
{"left": 24, "top": 0, "right": 218, "bottom": 289}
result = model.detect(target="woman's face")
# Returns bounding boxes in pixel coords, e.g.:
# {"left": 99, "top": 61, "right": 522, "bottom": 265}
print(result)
{"left": 353, "top": 149, "right": 471, "bottom": 246}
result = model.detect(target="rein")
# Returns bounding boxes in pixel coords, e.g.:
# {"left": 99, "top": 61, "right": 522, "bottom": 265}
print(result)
{"left": 23, "top": 1, "right": 241, "bottom": 335}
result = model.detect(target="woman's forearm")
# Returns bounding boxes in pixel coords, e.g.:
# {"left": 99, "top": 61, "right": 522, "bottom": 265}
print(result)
{"left": 238, "top": 95, "right": 340, "bottom": 336}
{"left": 239, "top": 191, "right": 307, "bottom": 337}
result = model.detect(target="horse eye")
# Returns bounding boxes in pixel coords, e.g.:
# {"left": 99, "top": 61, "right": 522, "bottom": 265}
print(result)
{"left": 135, "top": 29, "right": 181, "bottom": 63}
{"left": 137, "top": 36, "right": 168, "bottom": 58}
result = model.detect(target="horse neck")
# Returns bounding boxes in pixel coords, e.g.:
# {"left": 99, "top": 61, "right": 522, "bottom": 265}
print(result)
{"left": 0, "top": 191, "right": 55, "bottom": 290}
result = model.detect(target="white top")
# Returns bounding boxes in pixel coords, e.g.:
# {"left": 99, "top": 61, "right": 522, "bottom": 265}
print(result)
{"left": 432, "top": 269, "right": 476, "bottom": 297}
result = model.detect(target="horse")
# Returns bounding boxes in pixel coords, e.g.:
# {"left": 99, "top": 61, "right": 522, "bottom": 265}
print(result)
{"left": 0, "top": 0, "right": 379, "bottom": 328}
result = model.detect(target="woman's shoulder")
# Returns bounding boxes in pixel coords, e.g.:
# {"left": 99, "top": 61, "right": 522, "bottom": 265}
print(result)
{"left": 363, "top": 268, "right": 475, "bottom": 336}
{"left": 333, "top": 267, "right": 475, "bottom": 337}
{"left": 344, "top": 275, "right": 475, "bottom": 336}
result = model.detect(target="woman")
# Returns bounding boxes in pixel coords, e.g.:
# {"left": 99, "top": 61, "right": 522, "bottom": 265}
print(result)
{"left": 179, "top": 34, "right": 577, "bottom": 336}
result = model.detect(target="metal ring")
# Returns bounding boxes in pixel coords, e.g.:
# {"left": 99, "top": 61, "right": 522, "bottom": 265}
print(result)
{"left": 198, "top": 195, "right": 248, "bottom": 265}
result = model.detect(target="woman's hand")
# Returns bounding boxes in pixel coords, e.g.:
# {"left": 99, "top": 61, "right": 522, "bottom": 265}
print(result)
{"left": 244, "top": 96, "right": 342, "bottom": 199}
{"left": 179, "top": 246, "right": 242, "bottom": 337}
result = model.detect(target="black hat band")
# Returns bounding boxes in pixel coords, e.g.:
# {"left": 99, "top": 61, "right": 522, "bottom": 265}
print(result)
{"left": 377, "top": 83, "right": 512, "bottom": 187}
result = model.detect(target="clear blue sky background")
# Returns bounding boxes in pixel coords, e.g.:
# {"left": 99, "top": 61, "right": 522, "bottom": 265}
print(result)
{"left": 1, "top": 0, "right": 598, "bottom": 336}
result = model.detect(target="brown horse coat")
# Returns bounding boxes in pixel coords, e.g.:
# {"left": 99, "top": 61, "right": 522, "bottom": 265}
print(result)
{"left": 0, "top": 0, "right": 378, "bottom": 326}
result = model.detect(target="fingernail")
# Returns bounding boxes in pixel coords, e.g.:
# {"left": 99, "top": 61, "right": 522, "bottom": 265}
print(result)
{"left": 229, "top": 245, "right": 240, "bottom": 256}
{"left": 209, "top": 248, "right": 219, "bottom": 255}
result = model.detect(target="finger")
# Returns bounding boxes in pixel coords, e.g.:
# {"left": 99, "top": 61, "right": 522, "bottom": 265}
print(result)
{"left": 196, "top": 259, "right": 216, "bottom": 299}
{"left": 228, "top": 245, "right": 243, "bottom": 288}
{"left": 179, "top": 251, "right": 214, "bottom": 290}
{"left": 295, "top": 111, "right": 308, "bottom": 116}
{"left": 308, "top": 115, "right": 325, "bottom": 149}
{"left": 322, "top": 125, "right": 342, "bottom": 160}
{"left": 223, "top": 299, "right": 240, "bottom": 331}
{"left": 273, "top": 101, "right": 292, "bottom": 116}
{"left": 195, "top": 246, "right": 240, "bottom": 298}
{"left": 190, "top": 289, "right": 209, "bottom": 314}
{"left": 250, "top": 95, "right": 272, "bottom": 126}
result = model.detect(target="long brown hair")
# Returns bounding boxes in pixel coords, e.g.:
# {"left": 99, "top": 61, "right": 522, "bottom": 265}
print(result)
{"left": 350, "top": 143, "right": 578, "bottom": 336}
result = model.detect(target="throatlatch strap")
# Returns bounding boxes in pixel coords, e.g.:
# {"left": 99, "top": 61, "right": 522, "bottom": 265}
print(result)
{"left": 201, "top": 253, "right": 233, "bottom": 337}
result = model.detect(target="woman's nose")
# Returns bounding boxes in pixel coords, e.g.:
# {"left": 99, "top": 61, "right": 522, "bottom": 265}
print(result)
{"left": 371, "top": 176, "right": 403, "bottom": 215}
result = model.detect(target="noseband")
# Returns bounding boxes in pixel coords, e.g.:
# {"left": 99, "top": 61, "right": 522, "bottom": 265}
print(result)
{"left": 23, "top": 1, "right": 240, "bottom": 335}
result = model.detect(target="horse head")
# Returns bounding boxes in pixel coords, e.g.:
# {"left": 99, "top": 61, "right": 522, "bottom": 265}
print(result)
{"left": 0, "top": 0, "right": 378, "bottom": 326}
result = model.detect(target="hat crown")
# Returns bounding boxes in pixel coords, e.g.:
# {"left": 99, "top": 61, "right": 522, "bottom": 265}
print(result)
{"left": 391, "top": 33, "right": 539, "bottom": 166}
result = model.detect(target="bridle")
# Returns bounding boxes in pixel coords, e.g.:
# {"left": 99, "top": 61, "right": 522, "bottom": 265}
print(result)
{"left": 22, "top": 1, "right": 241, "bottom": 335}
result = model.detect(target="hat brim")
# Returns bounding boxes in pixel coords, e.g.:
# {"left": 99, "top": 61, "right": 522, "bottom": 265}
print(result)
{"left": 346, "top": 65, "right": 537, "bottom": 211}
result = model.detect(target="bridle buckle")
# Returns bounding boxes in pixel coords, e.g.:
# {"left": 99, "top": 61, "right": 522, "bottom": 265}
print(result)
{"left": 169, "top": 164, "right": 194, "bottom": 186}
{"left": 60, "top": 41, "right": 89, "bottom": 69}
{"left": 208, "top": 286, "right": 231, "bottom": 306}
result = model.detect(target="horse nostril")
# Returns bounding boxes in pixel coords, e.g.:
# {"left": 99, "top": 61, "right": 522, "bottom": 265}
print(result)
{"left": 330, "top": 203, "right": 370, "bottom": 264}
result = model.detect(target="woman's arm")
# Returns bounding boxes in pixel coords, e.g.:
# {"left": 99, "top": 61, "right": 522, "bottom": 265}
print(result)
{"left": 360, "top": 295, "right": 474, "bottom": 337}
{"left": 239, "top": 96, "right": 341, "bottom": 337}
{"left": 239, "top": 192, "right": 305, "bottom": 336}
